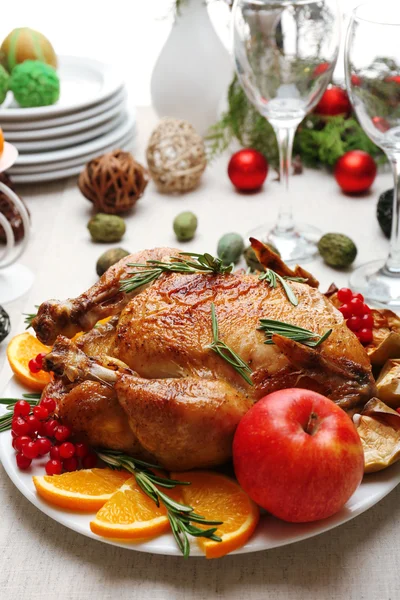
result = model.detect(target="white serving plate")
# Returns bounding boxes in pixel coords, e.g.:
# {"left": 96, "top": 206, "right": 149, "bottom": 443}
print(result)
{"left": 9, "top": 129, "right": 136, "bottom": 183}
{"left": 8, "top": 123, "right": 136, "bottom": 174}
{"left": 14, "top": 112, "right": 125, "bottom": 152}
{"left": 3, "top": 93, "right": 127, "bottom": 140}
{"left": 0, "top": 56, "right": 124, "bottom": 121}
{"left": 1, "top": 375, "right": 399, "bottom": 558}
{"left": 1, "top": 88, "right": 126, "bottom": 132}
{"left": 11, "top": 114, "right": 135, "bottom": 166}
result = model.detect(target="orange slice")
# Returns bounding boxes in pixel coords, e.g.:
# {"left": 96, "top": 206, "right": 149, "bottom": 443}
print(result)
{"left": 90, "top": 476, "right": 181, "bottom": 539}
{"left": 0, "top": 127, "right": 4, "bottom": 156}
{"left": 171, "top": 471, "right": 260, "bottom": 559}
{"left": 71, "top": 316, "right": 112, "bottom": 342}
{"left": 7, "top": 332, "right": 51, "bottom": 391}
{"left": 33, "top": 468, "right": 131, "bottom": 511}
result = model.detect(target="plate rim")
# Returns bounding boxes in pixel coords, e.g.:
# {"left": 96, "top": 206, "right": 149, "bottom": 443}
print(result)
{"left": 8, "top": 131, "right": 136, "bottom": 183}
{"left": 13, "top": 113, "right": 135, "bottom": 165}
{"left": 13, "top": 112, "right": 126, "bottom": 152}
{"left": 1, "top": 88, "right": 126, "bottom": 132}
{"left": 0, "top": 55, "right": 124, "bottom": 120}
{"left": 4, "top": 93, "right": 127, "bottom": 140}
{"left": 1, "top": 376, "right": 400, "bottom": 558}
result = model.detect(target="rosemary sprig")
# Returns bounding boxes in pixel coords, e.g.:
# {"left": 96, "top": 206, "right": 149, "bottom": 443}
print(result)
{"left": 23, "top": 306, "right": 39, "bottom": 329}
{"left": 259, "top": 318, "right": 332, "bottom": 348}
{"left": 120, "top": 253, "right": 233, "bottom": 294}
{"left": 258, "top": 269, "right": 307, "bottom": 306}
{"left": 209, "top": 303, "right": 253, "bottom": 386}
{"left": 96, "top": 450, "right": 222, "bottom": 558}
{"left": 0, "top": 393, "right": 41, "bottom": 433}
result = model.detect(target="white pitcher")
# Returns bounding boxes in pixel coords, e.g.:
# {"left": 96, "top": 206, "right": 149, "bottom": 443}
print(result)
{"left": 150, "top": 0, "right": 233, "bottom": 136}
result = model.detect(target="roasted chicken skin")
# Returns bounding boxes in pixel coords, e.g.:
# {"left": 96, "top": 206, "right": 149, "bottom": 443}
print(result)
{"left": 35, "top": 245, "right": 376, "bottom": 470}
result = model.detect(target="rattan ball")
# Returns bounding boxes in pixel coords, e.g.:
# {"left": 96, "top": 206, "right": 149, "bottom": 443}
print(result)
{"left": 78, "top": 150, "right": 149, "bottom": 214}
{"left": 146, "top": 118, "right": 207, "bottom": 193}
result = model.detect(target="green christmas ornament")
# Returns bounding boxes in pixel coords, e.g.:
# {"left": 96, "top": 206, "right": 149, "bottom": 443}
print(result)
{"left": 10, "top": 60, "right": 60, "bottom": 108}
{"left": 0, "top": 27, "right": 57, "bottom": 72}
{"left": 217, "top": 233, "right": 244, "bottom": 265}
{"left": 318, "top": 233, "right": 357, "bottom": 268}
{"left": 0, "top": 64, "right": 9, "bottom": 104}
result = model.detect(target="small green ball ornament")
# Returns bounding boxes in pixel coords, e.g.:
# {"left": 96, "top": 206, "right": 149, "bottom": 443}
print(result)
{"left": 0, "top": 65, "right": 9, "bottom": 104}
{"left": 96, "top": 247, "right": 130, "bottom": 277}
{"left": 10, "top": 60, "right": 60, "bottom": 108}
{"left": 88, "top": 213, "right": 126, "bottom": 243}
{"left": 217, "top": 233, "right": 245, "bottom": 265}
{"left": 173, "top": 211, "right": 198, "bottom": 242}
{"left": 318, "top": 233, "right": 357, "bottom": 268}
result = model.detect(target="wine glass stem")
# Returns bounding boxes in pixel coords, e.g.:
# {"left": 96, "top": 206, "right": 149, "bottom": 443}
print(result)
{"left": 273, "top": 125, "right": 296, "bottom": 233}
{"left": 385, "top": 154, "right": 400, "bottom": 274}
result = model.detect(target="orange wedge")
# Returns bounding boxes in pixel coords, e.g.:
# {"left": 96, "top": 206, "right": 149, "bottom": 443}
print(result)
{"left": 72, "top": 316, "right": 112, "bottom": 342}
{"left": 7, "top": 332, "right": 51, "bottom": 391}
{"left": 171, "top": 471, "right": 260, "bottom": 559}
{"left": 33, "top": 468, "right": 131, "bottom": 511}
{"left": 0, "top": 128, "right": 4, "bottom": 156}
{"left": 90, "top": 476, "right": 182, "bottom": 539}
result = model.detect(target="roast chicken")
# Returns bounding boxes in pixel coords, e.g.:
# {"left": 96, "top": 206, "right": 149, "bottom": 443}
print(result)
{"left": 32, "top": 241, "right": 376, "bottom": 470}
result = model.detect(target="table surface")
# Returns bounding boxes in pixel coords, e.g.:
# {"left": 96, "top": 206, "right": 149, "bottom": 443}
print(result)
{"left": 1, "top": 107, "right": 399, "bottom": 600}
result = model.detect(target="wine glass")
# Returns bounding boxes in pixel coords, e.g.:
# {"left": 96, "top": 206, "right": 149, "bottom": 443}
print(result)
{"left": 232, "top": 0, "right": 340, "bottom": 262}
{"left": 345, "top": 1, "right": 400, "bottom": 307}
{"left": 0, "top": 143, "right": 34, "bottom": 304}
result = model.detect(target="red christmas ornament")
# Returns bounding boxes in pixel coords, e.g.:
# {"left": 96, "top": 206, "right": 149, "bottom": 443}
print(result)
{"left": 334, "top": 150, "right": 377, "bottom": 194}
{"left": 351, "top": 74, "right": 362, "bottom": 87}
{"left": 385, "top": 75, "right": 400, "bottom": 84}
{"left": 228, "top": 149, "right": 268, "bottom": 191}
{"left": 313, "top": 62, "right": 330, "bottom": 77}
{"left": 372, "top": 116, "right": 390, "bottom": 133}
{"left": 315, "top": 86, "right": 352, "bottom": 117}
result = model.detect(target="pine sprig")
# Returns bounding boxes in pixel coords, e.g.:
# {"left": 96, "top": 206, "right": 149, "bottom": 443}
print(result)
{"left": 96, "top": 450, "right": 222, "bottom": 558}
{"left": 259, "top": 318, "right": 332, "bottom": 348}
{"left": 120, "top": 253, "right": 233, "bottom": 294}
{"left": 209, "top": 303, "right": 253, "bottom": 386}
{"left": 294, "top": 114, "right": 383, "bottom": 167}
{"left": 23, "top": 306, "right": 39, "bottom": 329}
{"left": 0, "top": 393, "right": 41, "bottom": 433}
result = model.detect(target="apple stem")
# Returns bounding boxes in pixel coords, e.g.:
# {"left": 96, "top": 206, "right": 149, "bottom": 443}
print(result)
{"left": 305, "top": 412, "right": 319, "bottom": 436}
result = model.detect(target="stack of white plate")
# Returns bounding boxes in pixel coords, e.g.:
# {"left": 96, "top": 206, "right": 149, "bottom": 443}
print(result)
{"left": 0, "top": 56, "right": 136, "bottom": 183}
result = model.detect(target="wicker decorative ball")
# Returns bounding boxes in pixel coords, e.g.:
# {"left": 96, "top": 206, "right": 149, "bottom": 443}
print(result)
{"left": 146, "top": 118, "right": 207, "bottom": 193}
{"left": 78, "top": 149, "right": 149, "bottom": 214}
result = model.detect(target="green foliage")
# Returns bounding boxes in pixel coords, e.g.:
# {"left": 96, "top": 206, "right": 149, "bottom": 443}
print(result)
{"left": 174, "top": 0, "right": 188, "bottom": 15}
{"left": 206, "top": 76, "right": 384, "bottom": 169}
{"left": 294, "top": 115, "right": 383, "bottom": 167}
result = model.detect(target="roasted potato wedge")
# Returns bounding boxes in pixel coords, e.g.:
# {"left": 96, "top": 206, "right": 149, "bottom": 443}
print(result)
{"left": 364, "top": 309, "right": 400, "bottom": 367}
{"left": 355, "top": 397, "right": 400, "bottom": 473}
{"left": 376, "top": 359, "right": 400, "bottom": 408}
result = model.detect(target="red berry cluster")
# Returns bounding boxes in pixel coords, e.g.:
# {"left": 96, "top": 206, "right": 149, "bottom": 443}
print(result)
{"left": 28, "top": 352, "right": 46, "bottom": 374}
{"left": 11, "top": 396, "right": 97, "bottom": 475}
{"left": 337, "top": 288, "right": 373, "bottom": 345}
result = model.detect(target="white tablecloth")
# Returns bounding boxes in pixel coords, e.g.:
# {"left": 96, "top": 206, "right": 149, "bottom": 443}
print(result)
{"left": 1, "top": 107, "right": 398, "bottom": 600}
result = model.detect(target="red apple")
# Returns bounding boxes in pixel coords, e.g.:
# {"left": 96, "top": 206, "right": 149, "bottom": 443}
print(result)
{"left": 233, "top": 388, "right": 364, "bottom": 523}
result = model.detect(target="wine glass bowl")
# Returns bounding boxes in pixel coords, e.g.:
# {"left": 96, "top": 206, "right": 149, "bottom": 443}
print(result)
{"left": 345, "top": 1, "right": 400, "bottom": 307}
{"left": 0, "top": 142, "right": 34, "bottom": 304}
{"left": 233, "top": 0, "right": 340, "bottom": 261}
